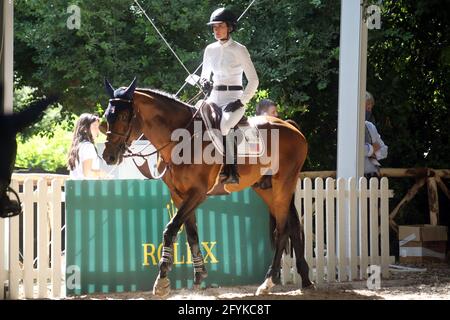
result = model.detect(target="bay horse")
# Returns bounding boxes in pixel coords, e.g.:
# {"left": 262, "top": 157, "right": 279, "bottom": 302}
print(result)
{"left": 102, "top": 78, "right": 313, "bottom": 296}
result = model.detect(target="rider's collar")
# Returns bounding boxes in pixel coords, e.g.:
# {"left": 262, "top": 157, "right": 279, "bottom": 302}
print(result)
{"left": 219, "top": 36, "right": 233, "bottom": 47}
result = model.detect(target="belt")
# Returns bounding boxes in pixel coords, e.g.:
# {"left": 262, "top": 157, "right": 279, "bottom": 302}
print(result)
{"left": 213, "top": 85, "right": 243, "bottom": 91}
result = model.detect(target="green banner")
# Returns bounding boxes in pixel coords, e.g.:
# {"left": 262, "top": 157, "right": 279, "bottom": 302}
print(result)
{"left": 65, "top": 180, "right": 273, "bottom": 295}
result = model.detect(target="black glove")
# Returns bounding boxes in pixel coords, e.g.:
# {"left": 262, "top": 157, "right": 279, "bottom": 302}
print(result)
{"left": 199, "top": 78, "right": 213, "bottom": 95}
{"left": 224, "top": 99, "right": 244, "bottom": 113}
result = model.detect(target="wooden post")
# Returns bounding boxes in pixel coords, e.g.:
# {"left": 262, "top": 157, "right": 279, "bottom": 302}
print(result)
{"left": 389, "top": 178, "right": 426, "bottom": 224}
{"left": 435, "top": 176, "right": 450, "bottom": 201}
{"left": 427, "top": 177, "right": 439, "bottom": 225}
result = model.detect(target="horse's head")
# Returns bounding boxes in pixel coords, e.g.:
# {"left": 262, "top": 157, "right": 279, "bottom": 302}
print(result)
{"left": 102, "top": 77, "right": 137, "bottom": 165}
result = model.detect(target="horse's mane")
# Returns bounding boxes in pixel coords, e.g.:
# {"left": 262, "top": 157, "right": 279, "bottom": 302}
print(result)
{"left": 136, "top": 88, "right": 196, "bottom": 112}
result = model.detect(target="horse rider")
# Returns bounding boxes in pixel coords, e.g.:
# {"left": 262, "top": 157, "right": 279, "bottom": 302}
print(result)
{"left": 199, "top": 7, "right": 259, "bottom": 184}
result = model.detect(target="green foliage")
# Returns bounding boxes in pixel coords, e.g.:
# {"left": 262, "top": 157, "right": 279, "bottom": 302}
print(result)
{"left": 14, "top": 0, "right": 341, "bottom": 171}
{"left": 12, "top": 0, "right": 450, "bottom": 175}
{"left": 15, "top": 125, "right": 72, "bottom": 173}
{"left": 367, "top": 0, "right": 450, "bottom": 170}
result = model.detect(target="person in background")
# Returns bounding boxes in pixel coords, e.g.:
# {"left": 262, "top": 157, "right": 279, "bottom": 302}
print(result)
{"left": 364, "top": 120, "right": 388, "bottom": 180}
{"left": 67, "top": 113, "right": 109, "bottom": 179}
{"left": 256, "top": 99, "right": 279, "bottom": 117}
{"left": 365, "top": 91, "right": 376, "bottom": 123}
{"left": 256, "top": 98, "right": 301, "bottom": 130}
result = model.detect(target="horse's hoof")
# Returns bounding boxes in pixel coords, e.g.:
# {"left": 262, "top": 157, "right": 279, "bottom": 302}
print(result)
{"left": 192, "top": 284, "right": 201, "bottom": 290}
{"left": 255, "top": 278, "right": 275, "bottom": 296}
{"left": 302, "top": 282, "right": 316, "bottom": 291}
{"left": 153, "top": 276, "right": 171, "bottom": 298}
{"left": 194, "top": 270, "right": 208, "bottom": 283}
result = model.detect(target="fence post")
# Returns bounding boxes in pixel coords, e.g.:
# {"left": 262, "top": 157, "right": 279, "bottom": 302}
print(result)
{"left": 51, "top": 179, "right": 63, "bottom": 298}
{"left": 37, "top": 179, "right": 49, "bottom": 298}
{"left": 23, "top": 179, "right": 34, "bottom": 298}
{"left": 348, "top": 177, "right": 358, "bottom": 280}
{"left": 292, "top": 178, "right": 303, "bottom": 284}
{"left": 369, "top": 178, "right": 380, "bottom": 266}
{"left": 380, "top": 178, "right": 390, "bottom": 278}
{"left": 9, "top": 180, "right": 21, "bottom": 299}
{"left": 336, "top": 178, "right": 347, "bottom": 281}
{"left": 358, "top": 177, "right": 369, "bottom": 279}
{"left": 303, "top": 178, "right": 313, "bottom": 282}
{"left": 325, "top": 178, "right": 336, "bottom": 282}
{"left": 314, "top": 178, "right": 325, "bottom": 285}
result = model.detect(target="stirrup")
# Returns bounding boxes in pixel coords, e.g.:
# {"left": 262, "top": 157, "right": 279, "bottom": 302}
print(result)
{"left": 0, "top": 187, "right": 22, "bottom": 219}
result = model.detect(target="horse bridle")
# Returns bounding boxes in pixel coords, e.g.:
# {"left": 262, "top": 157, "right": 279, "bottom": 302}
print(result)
{"left": 106, "top": 98, "right": 135, "bottom": 147}
{"left": 107, "top": 96, "right": 206, "bottom": 159}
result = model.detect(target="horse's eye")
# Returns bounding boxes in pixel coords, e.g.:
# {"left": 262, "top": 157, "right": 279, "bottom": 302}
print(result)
{"left": 119, "top": 113, "right": 128, "bottom": 121}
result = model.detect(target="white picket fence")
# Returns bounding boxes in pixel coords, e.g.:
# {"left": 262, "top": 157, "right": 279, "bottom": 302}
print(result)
{"left": 0, "top": 178, "right": 66, "bottom": 299}
{"left": 1, "top": 176, "right": 391, "bottom": 299}
{"left": 282, "top": 177, "right": 392, "bottom": 286}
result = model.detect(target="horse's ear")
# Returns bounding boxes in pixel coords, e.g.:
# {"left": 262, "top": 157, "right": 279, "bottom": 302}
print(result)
{"left": 124, "top": 77, "right": 137, "bottom": 99}
{"left": 104, "top": 78, "right": 115, "bottom": 98}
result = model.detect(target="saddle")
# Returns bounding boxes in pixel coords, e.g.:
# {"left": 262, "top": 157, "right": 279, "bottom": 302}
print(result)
{"left": 197, "top": 100, "right": 265, "bottom": 157}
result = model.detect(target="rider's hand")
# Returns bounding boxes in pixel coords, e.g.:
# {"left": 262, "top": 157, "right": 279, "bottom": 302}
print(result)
{"left": 373, "top": 142, "right": 381, "bottom": 153}
{"left": 224, "top": 99, "right": 244, "bottom": 113}
{"left": 199, "top": 78, "right": 213, "bottom": 95}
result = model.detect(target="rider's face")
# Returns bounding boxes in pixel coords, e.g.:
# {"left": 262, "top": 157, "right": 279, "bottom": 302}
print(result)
{"left": 213, "top": 22, "right": 230, "bottom": 41}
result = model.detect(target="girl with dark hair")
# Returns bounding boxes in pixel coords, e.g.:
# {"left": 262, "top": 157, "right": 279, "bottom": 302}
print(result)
{"left": 67, "top": 113, "right": 107, "bottom": 179}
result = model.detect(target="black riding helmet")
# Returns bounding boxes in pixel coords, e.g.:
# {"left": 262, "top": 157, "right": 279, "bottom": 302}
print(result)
{"left": 207, "top": 8, "right": 237, "bottom": 32}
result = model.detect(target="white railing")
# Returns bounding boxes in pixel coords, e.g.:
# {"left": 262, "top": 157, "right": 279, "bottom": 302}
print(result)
{"left": 1, "top": 175, "right": 391, "bottom": 299}
{"left": 282, "top": 177, "right": 392, "bottom": 286}
{"left": 0, "top": 177, "right": 66, "bottom": 299}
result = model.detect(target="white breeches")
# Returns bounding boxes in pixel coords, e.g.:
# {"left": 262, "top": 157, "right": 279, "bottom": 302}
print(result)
{"left": 207, "top": 89, "right": 244, "bottom": 135}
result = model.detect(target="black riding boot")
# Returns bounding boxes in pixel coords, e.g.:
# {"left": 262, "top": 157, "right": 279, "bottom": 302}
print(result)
{"left": 220, "top": 133, "right": 239, "bottom": 184}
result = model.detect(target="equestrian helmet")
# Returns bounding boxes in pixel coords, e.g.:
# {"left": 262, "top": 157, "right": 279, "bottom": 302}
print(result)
{"left": 207, "top": 8, "right": 237, "bottom": 32}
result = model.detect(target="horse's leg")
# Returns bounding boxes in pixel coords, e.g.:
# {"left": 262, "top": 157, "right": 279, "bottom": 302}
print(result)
{"left": 287, "top": 195, "right": 314, "bottom": 289}
{"left": 184, "top": 215, "right": 208, "bottom": 289}
{"left": 252, "top": 186, "right": 290, "bottom": 295}
{"left": 162, "top": 174, "right": 207, "bottom": 290}
{"left": 153, "top": 189, "right": 206, "bottom": 297}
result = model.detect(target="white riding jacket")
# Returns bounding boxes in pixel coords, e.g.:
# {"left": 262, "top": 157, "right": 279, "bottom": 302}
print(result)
{"left": 201, "top": 37, "right": 259, "bottom": 135}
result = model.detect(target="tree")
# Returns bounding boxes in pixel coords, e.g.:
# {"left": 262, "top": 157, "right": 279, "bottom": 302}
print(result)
{"left": 367, "top": 0, "right": 450, "bottom": 170}
{"left": 14, "top": 0, "right": 450, "bottom": 174}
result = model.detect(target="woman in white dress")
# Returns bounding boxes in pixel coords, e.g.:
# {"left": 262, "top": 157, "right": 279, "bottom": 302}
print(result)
{"left": 67, "top": 113, "right": 107, "bottom": 179}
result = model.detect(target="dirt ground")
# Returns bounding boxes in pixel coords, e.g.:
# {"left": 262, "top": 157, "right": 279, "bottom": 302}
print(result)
{"left": 67, "top": 263, "right": 450, "bottom": 300}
